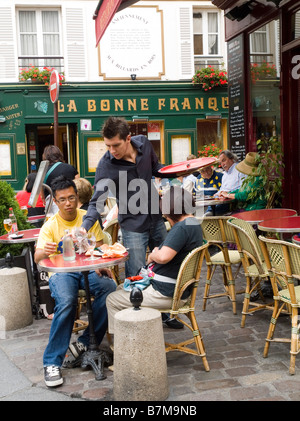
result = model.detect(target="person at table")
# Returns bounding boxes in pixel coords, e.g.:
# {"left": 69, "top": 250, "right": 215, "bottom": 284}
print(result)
{"left": 34, "top": 175, "right": 116, "bottom": 388}
{"left": 15, "top": 173, "right": 45, "bottom": 217}
{"left": 41, "top": 145, "right": 79, "bottom": 214}
{"left": 106, "top": 186, "right": 203, "bottom": 335}
{"left": 219, "top": 152, "right": 267, "bottom": 211}
{"left": 210, "top": 149, "right": 245, "bottom": 215}
{"left": 194, "top": 165, "right": 223, "bottom": 198}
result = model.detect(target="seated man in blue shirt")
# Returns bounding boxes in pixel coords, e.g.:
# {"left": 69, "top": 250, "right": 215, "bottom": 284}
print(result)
{"left": 212, "top": 150, "right": 245, "bottom": 215}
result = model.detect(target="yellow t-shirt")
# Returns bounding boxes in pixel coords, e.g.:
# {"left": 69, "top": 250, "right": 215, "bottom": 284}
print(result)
{"left": 36, "top": 208, "right": 103, "bottom": 255}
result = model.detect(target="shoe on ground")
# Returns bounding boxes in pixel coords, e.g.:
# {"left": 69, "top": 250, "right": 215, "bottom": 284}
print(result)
{"left": 162, "top": 313, "right": 184, "bottom": 329}
{"left": 204, "top": 211, "right": 213, "bottom": 216}
{"left": 63, "top": 341, "right": 87, "bottom": 368}
{"left": 251, "top": 284, "right": 273, "bottom": 301}
{"left": 44, "top": 365, "right": 63, "bottom": 387}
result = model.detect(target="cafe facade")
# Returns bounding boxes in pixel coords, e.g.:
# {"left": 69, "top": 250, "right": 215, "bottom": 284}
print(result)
{"left": 0, "top": 81, "right": 229, "bottom": 190}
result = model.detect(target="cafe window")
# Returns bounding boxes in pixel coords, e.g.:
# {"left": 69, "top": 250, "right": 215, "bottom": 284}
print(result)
{"left": 249, "top": 20, "right": 281, "bottom": 151}
{"left": 196, "top": 119, "right": 227, "bottom": 152}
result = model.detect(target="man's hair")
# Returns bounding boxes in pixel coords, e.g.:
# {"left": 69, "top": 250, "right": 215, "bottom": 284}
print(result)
{"left": 102, "top": 116, "right": 130, "bottom": 140}
{"left": 42, "top": 145, "right": 65, "bottom": 164}
{"left": 218, "top": 149, "right": 238, "bottom": 162}
{"left": 51, "top": 175, "right": 77, "bottom": 197}
{"left": 161, "top": 186, "right": 195, "bottom": 223}
{"left": 74, "top": 177, "right": 93, "bottom": 204}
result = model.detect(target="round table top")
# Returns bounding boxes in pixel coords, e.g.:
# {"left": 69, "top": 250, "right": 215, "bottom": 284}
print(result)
{"left": 27, "top": 214, "right": 45, "bottom": 224}
{"left": 158, "top": 157, "right": 218, "bottom": 176}
{"left": 258, "top": 216, "right": 300, "bottom": 233}
{"left": 38, "top": 251, "right": 129, "bottom": 273}
{"left": 0, "top": 228, "right": 40, "bottom": 244}
{"left": 292, "top": 235, "right": 300, "bottom": 245}
{"left": 232, "top": 208, "right": 297, "bottom": 225}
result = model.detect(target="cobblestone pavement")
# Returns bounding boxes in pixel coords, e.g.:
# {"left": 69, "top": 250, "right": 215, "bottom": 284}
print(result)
{"left": 1, "top": 262, "right": 300, "bottom": 402}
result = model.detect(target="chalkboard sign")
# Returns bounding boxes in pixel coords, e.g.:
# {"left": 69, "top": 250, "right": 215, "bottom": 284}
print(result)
{"left": 227, "top": 34, "right": 246, "bottom": 160}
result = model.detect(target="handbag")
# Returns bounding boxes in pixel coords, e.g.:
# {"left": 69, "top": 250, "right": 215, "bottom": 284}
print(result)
{"left": 123, "top": 265, "right": 155, "bottom": 291}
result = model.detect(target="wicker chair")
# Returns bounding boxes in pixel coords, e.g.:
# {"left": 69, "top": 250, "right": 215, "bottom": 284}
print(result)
{"left": 227, "top": 218, "right": 274, "bottom": 327}
{"left": 259, "top": 236, "right": 300, "bottom": 375}
{"left": 201, "top": 216, "right": 243, "bottom": 315}
{"left": 160, "top": 244, "right": 210, "bottom": 372}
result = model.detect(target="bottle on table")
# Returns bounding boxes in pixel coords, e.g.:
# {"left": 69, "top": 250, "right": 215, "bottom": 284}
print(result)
{"left": 9, "top": 207, "right": 18, "bottom": 233}
{"left": 63, "top": 229, "right": 76, "bottom": 261}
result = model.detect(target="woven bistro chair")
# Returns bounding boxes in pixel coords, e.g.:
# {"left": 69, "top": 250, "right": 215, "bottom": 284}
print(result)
{"left": 259, "top": 236, "right": 300, "bottom": 375}
{"left": 159, "top": 243, "right": 210, "bottom": 372}
{"left": 227, "top": 218, "right": 274, "bottom": 327}
{"left": 200, "top": 216, "right": 243, "bottom": 315}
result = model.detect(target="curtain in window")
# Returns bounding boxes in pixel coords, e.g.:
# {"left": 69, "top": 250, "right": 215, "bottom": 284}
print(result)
{"left": 19, "top": 11, "right": 38, "bottom": 66}
{"left": 208, "top": 13, "right": 218, "bottom": 55}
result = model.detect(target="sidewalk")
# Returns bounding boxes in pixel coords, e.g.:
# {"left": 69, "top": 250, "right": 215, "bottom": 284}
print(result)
{"left": 1, "top": 264, "right": 300, "bottom": 401}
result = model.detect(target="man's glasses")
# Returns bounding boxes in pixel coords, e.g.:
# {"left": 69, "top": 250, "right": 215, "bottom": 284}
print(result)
{"left": 55, "top": 195, "right": 77, "bottom": 205}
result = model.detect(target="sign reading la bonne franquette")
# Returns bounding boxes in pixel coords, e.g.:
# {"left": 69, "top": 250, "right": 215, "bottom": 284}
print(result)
{"left": 99, "top": 6, "right": 165, "bottom": 80}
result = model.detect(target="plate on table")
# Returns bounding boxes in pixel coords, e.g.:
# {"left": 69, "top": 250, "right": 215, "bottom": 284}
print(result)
{"left": 9, "top": 233, "right": 24, "bottom": 239}
{"left": 158, "top": 157, "right": 218, "bottom": 177}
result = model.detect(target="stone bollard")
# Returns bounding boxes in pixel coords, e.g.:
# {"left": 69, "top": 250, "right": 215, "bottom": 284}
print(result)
{"left": 0, "top": 266, "right": 33, "bottom": 331}
{"left": 113, "top": 288, "right": 169, "bottom": 401}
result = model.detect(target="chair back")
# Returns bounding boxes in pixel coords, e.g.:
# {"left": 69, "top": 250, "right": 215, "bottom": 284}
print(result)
{"left": 201, "top": 216, "right": 236, "bottom": 245}
{"left": 103, "top": 218, "right": 119, "bottom": 244}
{"left": 259, "top": 236, "right": 300, "bottom": 299}
{"left": 171, "top": 243, "right": 208, "bottom": 312}
{"left": 227, "top": 218, "right": 265, "bottom": 274}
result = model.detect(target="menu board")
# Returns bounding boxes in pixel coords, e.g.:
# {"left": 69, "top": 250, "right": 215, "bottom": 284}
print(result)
{"left": 227, "top": 34, "right": 246, "bottom": 160}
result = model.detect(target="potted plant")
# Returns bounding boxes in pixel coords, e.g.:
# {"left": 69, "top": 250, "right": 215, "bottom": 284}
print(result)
{"left": 0, "top": 180, "right": 32, "bottom": 258}
{"left": 198, "top": 143, "right": 222, "bottom": 158}
{"left": 250, "top": 62, "right": 277, "bottom": 83}
{"left": 19, "top": 65, "right": 65, "bottom": 87}
{"left": 242, "top": 136, "right": 284, "bottom": 208}
{"left": 192, "top": 66, "right": 228, "bottom": 91}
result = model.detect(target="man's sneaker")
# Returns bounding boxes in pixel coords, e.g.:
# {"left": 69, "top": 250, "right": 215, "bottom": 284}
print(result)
{"left": 63, "top": 341, "right": 87, "bottom": 368}
{"left": 44, "top": 365, "right": 63, "bottom": 387}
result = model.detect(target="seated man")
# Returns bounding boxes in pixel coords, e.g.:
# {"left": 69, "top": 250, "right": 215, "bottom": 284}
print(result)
{"left": 106, "top": 186, "right": 203, "bottom": 335}
{"left": 194, "top": 165, "right": 223, "bottom": 198}
{"left": 34, "top": 175, "right": 116, "bottom": 388}
{"left": 212, "top": 150, "right": 245, "bottom": 215}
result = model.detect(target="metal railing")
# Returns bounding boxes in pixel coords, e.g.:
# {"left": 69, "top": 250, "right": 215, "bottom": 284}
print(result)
{"left": 18, "top": 56, "right": 64, "bottom": 73}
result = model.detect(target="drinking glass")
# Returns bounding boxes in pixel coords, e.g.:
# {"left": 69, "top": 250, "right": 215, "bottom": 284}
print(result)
{"left": 3, "top": 218, "right": 12, "bottom": 233}
{"left": 21, "top": 206, "right": 28, "bottom": 217}
{"left": 86, "top": 233, "right": 97, "bottom": 260}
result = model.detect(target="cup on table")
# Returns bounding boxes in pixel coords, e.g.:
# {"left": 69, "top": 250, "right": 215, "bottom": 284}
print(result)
{"left": 3, "top": 218, "right": 12, "bottom": 233}
{"left": 21, "top": 206, "right": 28, "bottom": 217}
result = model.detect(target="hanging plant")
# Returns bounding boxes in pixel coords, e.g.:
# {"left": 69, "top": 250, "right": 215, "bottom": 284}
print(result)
{"left": 198, "top": 143, "right": 221, "bottom": 158}
{"left": 192, "top": 66, "right": 228, "bottom": 91}
{"left": 19, "top": 65, "right": 65, "bottom": 87}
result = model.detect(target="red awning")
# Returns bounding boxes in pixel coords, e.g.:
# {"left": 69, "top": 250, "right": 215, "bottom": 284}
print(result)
{"left": 93, "top": 0, "right": 139, "bottom": 47}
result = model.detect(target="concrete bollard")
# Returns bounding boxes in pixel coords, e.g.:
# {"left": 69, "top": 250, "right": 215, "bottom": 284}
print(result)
{"left": 113, "top": 306, "right": 169, "bottom": 401}
{"left": 0, "top": 266, "right": 33, "bottom": 331}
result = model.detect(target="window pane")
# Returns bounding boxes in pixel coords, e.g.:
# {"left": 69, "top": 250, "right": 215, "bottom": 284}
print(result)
{"left": 208, "top": 35, "right": 218, "bottom": 54}
{"left": 20, "top": 34, "right": 37, "bottom": 55}
{"left": 193, "top": 12, "right": 202, "bottom": 33}
{"left": 194, "top": 34, "right": 203, "bottom": 55}
{"left": 208, "top": 13, "right": 218, "bottom": 32}
{"left": 42, "top": 11, "right": 59, "bottom": 32}
{"left": 19, "top": 11, "right": 36, "bottom": 32}
{"left": 43, "top": 34, "right": 60, "bottom": 55}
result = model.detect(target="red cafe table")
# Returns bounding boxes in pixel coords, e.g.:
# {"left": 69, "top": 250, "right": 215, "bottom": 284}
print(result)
{"left": 38, "top": 251, "right": 129, "bottom": 380}
{"left": 258, "top": 216, "right": 300, "bottom": 239}
{"left": 158, "top": 156, "right": 218, "bottom": 177}
{"left": 292, "top": 235, "right": 300, "bottom": 245}
{"left": 231, "top": 208, "right": 297, "bottom": 225}
{"left": 0, "top": 228, "right": 41, "bottom": 312}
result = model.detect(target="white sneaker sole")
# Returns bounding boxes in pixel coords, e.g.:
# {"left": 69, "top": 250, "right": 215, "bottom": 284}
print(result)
{"left": 44, "top": 377, "right": 63, "bottom": 387}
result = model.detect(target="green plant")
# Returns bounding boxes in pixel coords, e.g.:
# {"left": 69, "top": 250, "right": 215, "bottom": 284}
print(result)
{"left": 243, "top": 136, "right": 284, "bottom": 208}
{"left": 0, "top": 180, "right": 32, "bottom": 258}
{"left": 19, "top": 65, "right": 65, "bottom": 87}
{"left": 198, "top": 143, "right": 222, "bottom": 158}
{"left": 250, "top": 61, "right": 277, "bottom": 83}
{"left": 192, "top": 66, "right": 228, "bottom": 91}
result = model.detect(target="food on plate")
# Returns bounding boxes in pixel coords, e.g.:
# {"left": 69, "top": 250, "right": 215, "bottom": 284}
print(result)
{"left": 85, "top": 249, "right": 102, "bottom": 256}
{"left": 100, "top": 242, "right": 127, "bottom": 258}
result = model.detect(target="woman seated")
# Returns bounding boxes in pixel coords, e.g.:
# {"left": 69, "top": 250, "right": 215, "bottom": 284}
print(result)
{"left": 106, "top": 185, "right": 203, "bottom": 334}
{"left": 15, "top": 173, "right": 45, "bottom": 216}
{"left": 219, "top": 152, "right": 266, "bottom": 211}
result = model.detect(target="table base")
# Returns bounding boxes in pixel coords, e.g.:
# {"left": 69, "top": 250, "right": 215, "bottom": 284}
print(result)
{"left": 81, "top": 349, "right": 112, "bottom": 381}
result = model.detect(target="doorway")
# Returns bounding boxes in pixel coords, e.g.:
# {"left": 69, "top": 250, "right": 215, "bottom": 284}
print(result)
{"left": 26, "top": 123, "right": 78, "bottom": 172}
